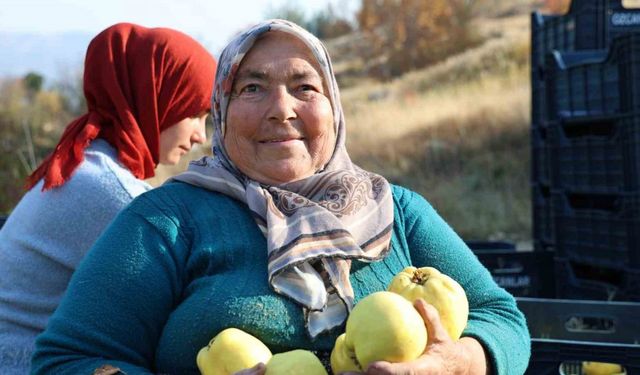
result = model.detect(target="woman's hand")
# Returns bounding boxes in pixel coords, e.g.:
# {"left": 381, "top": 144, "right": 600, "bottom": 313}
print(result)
{"left": 233, "top": 362, "right": 266, "bottom": 375}
{"left": 343, "top": 299, "right": 489, "bottom": 375}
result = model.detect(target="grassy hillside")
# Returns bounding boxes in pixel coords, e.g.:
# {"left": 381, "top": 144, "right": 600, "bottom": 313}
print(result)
{"left": 340, "top": 12, "right": 532, "bottom": 244}
{"left": 151, "top": 5, "right": 537, "bottom": 245}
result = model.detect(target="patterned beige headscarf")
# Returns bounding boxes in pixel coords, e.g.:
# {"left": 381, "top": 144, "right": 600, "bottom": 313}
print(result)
{"left": 171, "top": 19, "right": 393, "bottom": 338}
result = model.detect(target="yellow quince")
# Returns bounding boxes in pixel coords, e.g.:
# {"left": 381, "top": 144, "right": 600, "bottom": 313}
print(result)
{"left": 330, "top": 333, "right": 361, "bottom": 373}
{"left": 582, "top": 361, "right": 626, "bottom": 375}
{"left": 388, "top": 266, "right": 468, "bottom": 340}
{"left": 330, "top": 291, "right": 428, "bottom": 374}
{"left": 265, "top": 349, "right": 327, "bottom": 375}
{"left": 196, "top": 327, "right": 272, "bottom": 375}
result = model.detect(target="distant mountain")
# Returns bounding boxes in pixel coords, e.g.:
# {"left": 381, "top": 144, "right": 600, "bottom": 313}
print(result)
{"left": 0, "top": 31, "right": 92, "bottom": 84}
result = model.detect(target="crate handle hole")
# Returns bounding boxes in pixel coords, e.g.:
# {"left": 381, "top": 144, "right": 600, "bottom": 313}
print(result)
{"left": 567, "top": 193, "right": 617, "bottom": 211}
{"left": 562, "top": 121, "right": 616, "bottom": 139}
{"left": 564, "top": 315, "right": 616, "bottom": 334}
{"left": 569, "top": 261, "right": 624, "bottom": 287}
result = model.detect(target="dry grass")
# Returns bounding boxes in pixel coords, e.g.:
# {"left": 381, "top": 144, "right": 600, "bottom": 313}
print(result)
{"left": 345, "top": 66, "right": 531, "bottom": 242}
{"left": 344, "top": 66, "right": 528, "bottom": 149}
{"left": 338, "top": 13, "right": 533, "bottom": 243}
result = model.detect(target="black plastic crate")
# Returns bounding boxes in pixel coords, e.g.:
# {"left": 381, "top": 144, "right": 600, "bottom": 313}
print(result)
{"left": 546, "top": 49, "right": 617, "bottom": 120}
{"left": 533, "top": 240, "right": 555, "bottom": 253}
{"left": 531, "top": 126, "right": 551, "bottom": 186}
{"left": 517, "top": 297, "right": 640, "bottom": 374}
{"left": 552, "top": 191, "right": 640, "bottom": 269}
{"left": 548, "top": 113, "right": 640, "bottom": 193}
{"left": 532, "top": 69, "right": 547, "bottom": 126}
{"left": 555, "top": 256, "right": 640, "bottom": 301}
{"left": 546, "top": 32, "right": 640, "bottom": 121}
{"left": 473, "top": 249, "right": 555, "bottom": 298}
{"left": 531, "top": 0, "right": 640, "bottom": 72}
{"left": 532, "top": 50, "right": 606, "bottom": 127}
{"left": 533, "top": 184, "right": 554, "bottom": 249}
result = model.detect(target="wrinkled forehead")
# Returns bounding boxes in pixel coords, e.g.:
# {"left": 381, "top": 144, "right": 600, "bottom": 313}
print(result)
{"left": 217, "top": 20, "right": 332, "bottom": 90}
{"left": 229, "top": 30, "right": 330, "bottom": 82}
{"left": 237, "top": 31, "right": 324, "bottom": 80}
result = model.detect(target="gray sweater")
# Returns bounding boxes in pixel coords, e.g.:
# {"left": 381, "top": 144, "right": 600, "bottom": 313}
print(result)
{"left": 0, "top": 139, "right": 151, "bottom": 374}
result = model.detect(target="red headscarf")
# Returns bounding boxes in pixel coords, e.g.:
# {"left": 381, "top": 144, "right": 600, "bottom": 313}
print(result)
{"left": 27, "top": 22, "right": 216, "bottom": 190}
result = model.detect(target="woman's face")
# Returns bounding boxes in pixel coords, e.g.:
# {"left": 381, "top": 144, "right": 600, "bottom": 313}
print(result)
{"left": 224, "top": 32, "right": 335, "bottom": 185}
{"left": 158, "top": 111, "right": 208, "bottom": 165}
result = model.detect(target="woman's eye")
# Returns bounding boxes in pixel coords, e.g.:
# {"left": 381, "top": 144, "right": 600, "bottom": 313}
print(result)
{"left": 242, "top": 84, "right": 260, "bottom": 93}
{"left": 297, "top": 84, "right": 322, "bottom": 96}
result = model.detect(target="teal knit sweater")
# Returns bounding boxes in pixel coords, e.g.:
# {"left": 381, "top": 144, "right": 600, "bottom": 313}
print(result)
{"left": 31, "top": 182, "right": 530, "bottom": 374}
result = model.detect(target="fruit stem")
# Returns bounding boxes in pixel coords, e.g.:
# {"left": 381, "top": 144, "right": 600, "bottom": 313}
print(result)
{"left": 411, "top": 269, "right": 429, "bottom": 285}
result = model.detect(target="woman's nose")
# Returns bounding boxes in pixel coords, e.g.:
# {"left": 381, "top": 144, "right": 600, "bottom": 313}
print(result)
{"left": 267, "top": 86, "right": 296, "bottom": 123}
{"left": 192, "top": 118, "right": 207, "bottom": 144}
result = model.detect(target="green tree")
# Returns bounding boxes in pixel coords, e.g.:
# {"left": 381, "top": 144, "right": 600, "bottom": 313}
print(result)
{"left": 23, "top": 72, "right": 44, "bottom": 94}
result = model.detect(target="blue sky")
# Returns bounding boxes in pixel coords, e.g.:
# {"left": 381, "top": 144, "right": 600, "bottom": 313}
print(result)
{"left": 0, "top": 0, "right": 359, "bottom": 81}
{"left": 0, "top": 0, "right": 359, "bottom": 53}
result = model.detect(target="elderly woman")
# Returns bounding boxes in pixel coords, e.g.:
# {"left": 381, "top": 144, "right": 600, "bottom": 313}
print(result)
{"left": 31, "top": 20, "right": 530, "bottom": 374}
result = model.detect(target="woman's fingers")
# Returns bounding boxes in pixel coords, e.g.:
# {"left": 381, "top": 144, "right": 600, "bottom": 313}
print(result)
{"left": 414, "top": 299, "right": 451, "bottom": 345}
{"left": 366, "top": 359, "right": 431, "bottom": 375}
{"left": 366, "top": 361, "right": 408, "bottom": 375}
{"left": 233, "top": 362, "right": 266, "bottom": 375}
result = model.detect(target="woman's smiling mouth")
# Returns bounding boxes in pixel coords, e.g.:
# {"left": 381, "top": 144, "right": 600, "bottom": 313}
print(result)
{"left": 260, "top": 137, "right": 304, "bottom": 144}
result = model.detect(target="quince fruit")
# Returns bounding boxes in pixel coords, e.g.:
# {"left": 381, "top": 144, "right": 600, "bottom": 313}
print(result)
{"left": 196, "top": 327, "right": 272, "bottom": 375}
{"left": 265, "top": 349, "right": 327, "bottom": 375}
{"left": 388, "top": 266, "right": 468, "bottom": 340}
{"left": 330, "top": 333, "right": 361, "bottom": 373}
{"left": 582, "top": 361, "right": 625, "bottom": 375}
{"left": 330, "top": 291, "right": 427, "bottom": 374}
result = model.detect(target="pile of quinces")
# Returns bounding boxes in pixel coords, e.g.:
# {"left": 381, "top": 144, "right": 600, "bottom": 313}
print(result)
{"left": 196, "top": 266, "right": 468, "bottom": 375}
{"left": 330, "top": 266, "right": 469, "bottom": 373}
{"left": 196, "top": 327, "right": 327, "bottom": 375}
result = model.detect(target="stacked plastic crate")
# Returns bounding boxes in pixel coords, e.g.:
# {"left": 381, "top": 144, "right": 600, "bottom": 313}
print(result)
{"left": 531, "top": 0, "right": 640, "bottom": 302}
{"left": 526, "top": 3, "right": 640, "bottom": 372}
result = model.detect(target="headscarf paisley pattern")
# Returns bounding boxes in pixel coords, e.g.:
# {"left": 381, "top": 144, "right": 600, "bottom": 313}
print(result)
{"left": 171, "top": 19, "right": 393, "bottom": 337}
